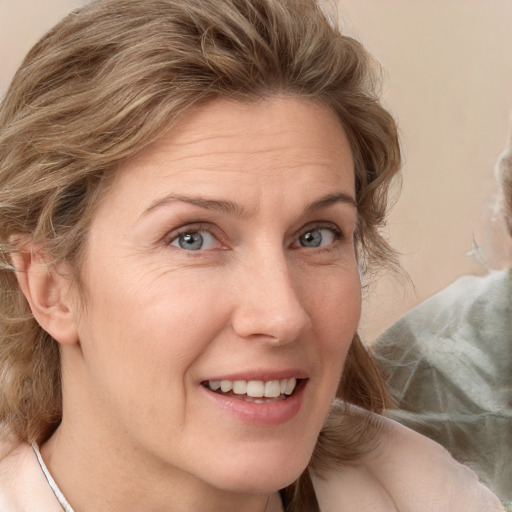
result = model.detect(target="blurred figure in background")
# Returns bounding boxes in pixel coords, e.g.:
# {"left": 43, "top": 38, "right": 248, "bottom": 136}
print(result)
{"left": 373, "top": 118, "right": 512, "bottom": 510}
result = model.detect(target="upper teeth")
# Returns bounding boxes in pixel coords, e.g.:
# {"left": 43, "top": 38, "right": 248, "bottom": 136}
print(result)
{"left": 207, "top": 378, "right": 297, "bottom": 398}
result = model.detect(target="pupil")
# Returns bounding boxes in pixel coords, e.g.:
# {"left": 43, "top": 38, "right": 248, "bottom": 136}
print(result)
{"left": 301, "top": 229, "right": 322, "bottom": 247}
{"left": 179, "top": 232, "right": 203, "bottom": 250}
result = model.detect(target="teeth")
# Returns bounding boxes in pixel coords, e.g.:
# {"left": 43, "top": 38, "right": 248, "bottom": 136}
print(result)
{"left": 208, "top": 378, "right": 298, "bottom": 398}
{"left": 246, "top": 380, "right": 264, "bottom": 397}
{"left": 264, "top": 380, "right": 281, "bottom": 398}
{"left": 220, "top": 380, "right": 233, "bottom": 392}
{"left": 284, "top": 377, "right": 296, "bottom": 396}
{"left": 232, "top": 380, "right": 247, "bottom": 394}
{"left": 209, "top": 380, "right": 221, "bottom": 391}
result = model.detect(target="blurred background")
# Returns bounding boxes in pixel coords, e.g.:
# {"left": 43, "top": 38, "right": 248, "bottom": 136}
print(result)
{"left": 1, "top": 0, "right": 511, "bottom": 341}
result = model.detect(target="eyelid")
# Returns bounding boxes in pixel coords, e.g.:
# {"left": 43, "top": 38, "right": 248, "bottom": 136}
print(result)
{"left": 292, "top": 222, "right": 344, "bottom": 248}
{"left": 165, "top": 222, "right": 227, "bottom": 249}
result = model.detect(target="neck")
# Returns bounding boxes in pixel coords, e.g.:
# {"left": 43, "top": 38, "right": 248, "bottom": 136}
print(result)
{"left": 40, "top": 424, "right": 283, "bottom": 512}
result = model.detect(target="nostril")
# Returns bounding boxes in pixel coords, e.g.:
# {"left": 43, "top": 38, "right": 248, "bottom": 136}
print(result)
{"left": 231, "top": 303, "right": 310, "bottom": 343}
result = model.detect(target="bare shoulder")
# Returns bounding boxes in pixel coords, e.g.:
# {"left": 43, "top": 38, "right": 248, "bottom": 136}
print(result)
{"left": 311, "top": 406, "right": 504, "bottom": 512}
{"left": 0, "top": 438, "right": 62, "bottom": 511}
{"left": 0, "top": 437, "right": 30, "bottom": 482}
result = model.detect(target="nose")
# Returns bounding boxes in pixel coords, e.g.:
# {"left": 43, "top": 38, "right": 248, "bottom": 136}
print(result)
{"left": 230, "top": 252, "right": 312, "bottom": 345}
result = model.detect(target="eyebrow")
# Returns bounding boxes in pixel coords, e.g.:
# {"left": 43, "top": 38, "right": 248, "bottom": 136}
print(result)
{"left": 140, "top": 191, "right": 356, "bottom": 220}
{"left": 141, "top": 193, "right": 251, "bottom": 219}
{"left": 304, "top": 192, "right": 357, "bottom": 213}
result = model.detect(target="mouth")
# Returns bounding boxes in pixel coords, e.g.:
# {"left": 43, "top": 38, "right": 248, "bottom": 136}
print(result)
{"left": 201, "top": 378, "right": 303, "bottom": 403}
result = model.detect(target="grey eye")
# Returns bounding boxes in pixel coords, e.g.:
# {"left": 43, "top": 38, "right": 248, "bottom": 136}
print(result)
{"left": 177, "top": 232, "right": 204, "bottom": 251}
{"left": 297, "top": 227, "right": 337, "bottom": 248}
{"left": 170, "top": 230, "right": 219, "bottom": 251}
{"left": 299, "top": 229, "right": 323, "bottom": 247}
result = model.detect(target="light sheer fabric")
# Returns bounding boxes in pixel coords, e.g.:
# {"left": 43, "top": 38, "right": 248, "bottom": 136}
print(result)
{"left": 373, "top": 270, "right": 512, "bottom": 508}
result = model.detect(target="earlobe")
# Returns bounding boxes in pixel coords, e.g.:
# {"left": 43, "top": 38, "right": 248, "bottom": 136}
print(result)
{"left": 11, "top": 242, "right": 79, "bottom": 346}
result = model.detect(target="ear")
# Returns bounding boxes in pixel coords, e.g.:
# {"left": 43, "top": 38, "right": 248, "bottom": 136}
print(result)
{"left": 11, "top": 241, "right": 79, "bottom": 346}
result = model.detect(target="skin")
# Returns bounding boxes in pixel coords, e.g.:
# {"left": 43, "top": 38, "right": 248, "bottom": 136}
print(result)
{"left": 21, "top": 97, "right": 361, "bottom": 511}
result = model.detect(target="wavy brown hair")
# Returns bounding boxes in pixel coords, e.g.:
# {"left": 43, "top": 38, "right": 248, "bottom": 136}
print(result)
{"left": 0, "top": 0, "right": 400, "bottom": 509}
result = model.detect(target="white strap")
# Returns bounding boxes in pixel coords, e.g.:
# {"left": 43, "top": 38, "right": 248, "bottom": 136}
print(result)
{"left": 32, "top": 443, "right": 76, "bottom": 512}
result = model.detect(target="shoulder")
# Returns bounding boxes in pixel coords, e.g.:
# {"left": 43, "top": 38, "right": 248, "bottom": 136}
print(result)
{"left": 0, "top": 438, "right": 62, "bottom": 512}
{"left": 311, "top": 411, "right": 504, "bottom": 512}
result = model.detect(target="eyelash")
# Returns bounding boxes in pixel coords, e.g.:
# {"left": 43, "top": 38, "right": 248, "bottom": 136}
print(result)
{"left": 293, "top": 223, "right": 344, "bottom": 249}
{"left": 166, "top": 223, "right": 223, "bottom": 248}
{"left": 165, "top": 222, "right": 344, "bottom": 252}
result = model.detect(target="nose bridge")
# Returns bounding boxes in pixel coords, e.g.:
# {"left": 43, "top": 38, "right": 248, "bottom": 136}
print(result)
{"left": 231, "top": 246, "right": 311, "bottom": 343}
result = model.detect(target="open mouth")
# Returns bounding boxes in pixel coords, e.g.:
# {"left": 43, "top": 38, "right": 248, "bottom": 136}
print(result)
{"left": 201, "top": 378, "right": 303, "bottom": 403}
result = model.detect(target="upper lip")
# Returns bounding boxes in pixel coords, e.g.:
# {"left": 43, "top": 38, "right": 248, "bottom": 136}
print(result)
{"left": 201, "top": 369, "right": 309, "bottom": 382}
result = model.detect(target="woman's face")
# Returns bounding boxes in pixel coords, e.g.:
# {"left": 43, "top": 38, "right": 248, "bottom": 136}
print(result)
{"left": 67, "top": 97, "right": 361, "bottom": 493}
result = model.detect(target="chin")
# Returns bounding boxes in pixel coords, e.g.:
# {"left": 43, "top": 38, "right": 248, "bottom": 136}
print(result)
{"left": 215, "top": 469, "right": 305, "bottom": 495}
{"left": 203, "top": 443, "right": 313, "bottom": 494}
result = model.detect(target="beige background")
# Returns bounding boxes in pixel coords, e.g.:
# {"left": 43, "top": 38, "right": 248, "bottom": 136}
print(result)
{"left": 339, "top": 1, "right": 512, "bottom": 340}
{"left": 1, "top": 1, "right": 512, "bottom": 341}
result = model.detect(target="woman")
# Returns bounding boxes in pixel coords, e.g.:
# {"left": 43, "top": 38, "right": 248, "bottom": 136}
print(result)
{"left": 0, "top": 0, "right": 502, "bottom": 510}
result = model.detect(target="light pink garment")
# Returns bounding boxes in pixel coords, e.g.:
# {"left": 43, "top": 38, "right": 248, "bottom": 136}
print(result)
{"left": 0, "top": 417, "right": 504, "bottom": 511}
{"left": 312, "top": 415, "right": 505, "bottom": 512}
{"left": 0, "top": 441, "right": 63, "bottom": 511}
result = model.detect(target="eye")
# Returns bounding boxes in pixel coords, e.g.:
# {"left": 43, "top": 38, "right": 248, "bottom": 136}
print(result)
{"left": 169, "top": 230, "right": 220, "bottom": 251}
{"left": 296, "top": 226, "right": 339, "bottom": 248}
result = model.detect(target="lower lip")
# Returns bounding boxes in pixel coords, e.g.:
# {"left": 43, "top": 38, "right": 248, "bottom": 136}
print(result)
{"left": 201, "top": 380, "right": 307, "bottom": 426}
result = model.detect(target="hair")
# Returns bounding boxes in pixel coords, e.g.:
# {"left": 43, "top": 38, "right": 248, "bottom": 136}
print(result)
{"left": 0, "top": 0, "right": 401, "bottom": 509}
{"left": 495, "top": 117, "right": 512, "bottom": 237}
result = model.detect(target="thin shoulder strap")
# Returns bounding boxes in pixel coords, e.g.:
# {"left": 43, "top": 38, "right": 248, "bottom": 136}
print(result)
{"left": 31, "top": 443, "right": 76, "bottom": 512}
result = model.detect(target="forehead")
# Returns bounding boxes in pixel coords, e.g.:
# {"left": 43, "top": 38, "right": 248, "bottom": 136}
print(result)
{"left": 103, "top": 96, "right": 355, "bottom": 212}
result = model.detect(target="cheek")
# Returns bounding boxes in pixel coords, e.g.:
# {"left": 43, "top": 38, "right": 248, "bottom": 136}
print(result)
{"left": 311, "top": 267, "right": 362, "bottom": 401}
{"left": 309, "top": 267, "right": 362, "bottom": 346}
{"left": 78, "top": 264, "right": 230, "bottom": 375}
